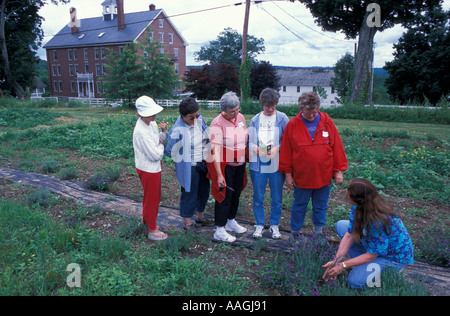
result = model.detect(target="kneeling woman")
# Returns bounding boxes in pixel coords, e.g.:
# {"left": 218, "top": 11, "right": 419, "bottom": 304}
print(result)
{"left": 322, "top": 178, "right": 414, "bottom": 289}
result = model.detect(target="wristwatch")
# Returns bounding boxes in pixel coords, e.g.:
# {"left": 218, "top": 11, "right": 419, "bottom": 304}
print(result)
{"left": 342, "top": 262, "right": 347, "bottom": 270}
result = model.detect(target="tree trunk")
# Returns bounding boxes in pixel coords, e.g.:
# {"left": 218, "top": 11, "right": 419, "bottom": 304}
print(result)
{"left": 0, "top": 0, "right": 25, "bottom": 99}
{"left": 350, "top": 12, "right": 377, "bottom": 104}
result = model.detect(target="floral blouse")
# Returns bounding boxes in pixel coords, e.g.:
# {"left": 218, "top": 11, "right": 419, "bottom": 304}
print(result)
{"left": 348, "top": 206, "right": 414, "bottom": 264}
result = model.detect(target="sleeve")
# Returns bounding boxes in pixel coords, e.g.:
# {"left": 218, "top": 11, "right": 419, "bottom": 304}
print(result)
{"left": 134, "top": 131, "right": 164, "bottom": 162}
{"left": 209, "top": 121, "right": 223, "bottom": 145}
{"left": 278, "top": 122, "right": 293, "bottom": 174}
{"left": 248, "top": 117, "right": 258, "bottom": 153}
{"left": 330, "top": 121, "right": 348, "bottom": 172}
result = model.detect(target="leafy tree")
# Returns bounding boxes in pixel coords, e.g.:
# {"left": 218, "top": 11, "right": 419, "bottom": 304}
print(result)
{"left": 184, "top": 63, "right": 240, "bottom": 100}
{"left": 289, "top": 0, "right": 442, "bottom": 104}
{"left": 250, "top": 61, "right": 280, "bottom": 99}
{"left": 194, "top": 28, "right": 265, "bottom": 68}
{"left": 102, "top": 41, "right": 178, "bottom": 108}
{"left": 0, "top": 0, "right": 70, "bottom": 98}
{"left": 330, "top": 52, "right": 354, "bottom": 104}
{"left": 384, "top": 7, "right": 450, "bottom": 105}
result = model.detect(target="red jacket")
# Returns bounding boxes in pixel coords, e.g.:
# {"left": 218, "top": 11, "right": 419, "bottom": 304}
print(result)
{"left": 279, "top": 111, "right": 348, "bottom": 189}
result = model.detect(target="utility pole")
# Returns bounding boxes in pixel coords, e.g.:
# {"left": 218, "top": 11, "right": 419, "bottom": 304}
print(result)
{"left": 240, "top": 0, "right": 251, "bottom": 100}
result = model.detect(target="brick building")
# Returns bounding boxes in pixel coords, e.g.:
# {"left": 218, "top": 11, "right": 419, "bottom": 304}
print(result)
{"left": 43, "top": 1, "right": 188, "bottom": 99}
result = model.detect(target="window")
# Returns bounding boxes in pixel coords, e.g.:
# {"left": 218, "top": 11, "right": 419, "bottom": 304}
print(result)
{"left": 52, "top": 65, "right": 57, "bottom": 76}
{"left": 73, "top": 49, "right": 78, "bottom": 60}
{"left": 169, "top": 33, "right": 174, "bottom": 44}
{"left": 174, "top": 63, "right": 179, "bottom": 76}
{"left": 283, "top": 86, "right": 286, "bottom": 92}
{"left": 160, "top": 48, "right": 164, "bottom": 54}
{"left": 53, "top": 50, "right": 58, "bottom": 61}
{"left": 71, "top": 81, "right": 76, "bottom": 93}
{"left": 95, "top": 48, "right": 99, "bottom": 60}
{"left": 119, "top": 46, "right": 124, "bottom": 53}
{"left": 68, "top": 49, "right": 72, "bottom": 61}
{"left": 159, "top": 19, "right": 163, "bottom": 28}
{"left": 75, "top": 64, "right": 79, "bottom": 74}
{"left": 57, "top": 65, "right": 61, "bottom": 76}
{"left": 102, "top": 64, "right": 107, "bottom": 76}
{"left": 149, "top": 31, "right": 154, "bottom": 42}
{"left": 84, "top": 48, "right": 88, "bottom": 61}
{"left": 53, "top": 81, "right": 58, "bottom": 92}
{"left": 69, "top": 64, "right": 74, "bottom": 77}
{"left": 85, "top": 64, "right": 89, "bottom": 73}
{"left": 159, "top": 32, "right": 164, "bottom": 43}
{"left": 58, "top": 81, "right": 63, "bottom": 92}
{"left": 96, "top": 64, "right": 101, "bottom": 76}
{"left": 174, "top": 48, "right": 179, "bottom": 59}
{"left": 101, "top": 48, "right": 105, "bottom": 60}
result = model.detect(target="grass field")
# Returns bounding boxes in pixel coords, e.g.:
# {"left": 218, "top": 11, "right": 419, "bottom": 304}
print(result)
{"left": 0, "top": 101, "right": 448, "bottom": 296}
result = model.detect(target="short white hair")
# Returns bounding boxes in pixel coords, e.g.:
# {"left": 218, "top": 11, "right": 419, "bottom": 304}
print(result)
{"left": 220, "top": 92, "right": 240, "bottom": 112}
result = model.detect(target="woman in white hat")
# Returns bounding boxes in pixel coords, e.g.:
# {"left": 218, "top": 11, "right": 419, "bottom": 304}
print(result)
{"left": 133, "top": 96, "right": 168, "bottom": 240}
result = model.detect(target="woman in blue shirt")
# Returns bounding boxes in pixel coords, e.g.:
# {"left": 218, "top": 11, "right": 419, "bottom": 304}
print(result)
{"left": 322, "top": 178, "right": 414, "bottom": 289}
{"left": 164, "top": 97, "right": 214, "bottom": 230}
{"left": 248, "top": 88, "right": 289, "bottom": 239}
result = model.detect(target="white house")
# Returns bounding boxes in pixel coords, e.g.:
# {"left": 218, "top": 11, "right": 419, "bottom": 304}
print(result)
{"left": 277, "top": 68, "right": 339, "bottom": 107}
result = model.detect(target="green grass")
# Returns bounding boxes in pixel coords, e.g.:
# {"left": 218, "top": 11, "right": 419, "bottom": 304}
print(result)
{"left": 0, "top": 197, "right": 253, "bottom": 296}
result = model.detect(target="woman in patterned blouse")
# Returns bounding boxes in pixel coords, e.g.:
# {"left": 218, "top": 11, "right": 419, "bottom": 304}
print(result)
{"left": 322, "top": 178, "right": 414, "bottom": 289}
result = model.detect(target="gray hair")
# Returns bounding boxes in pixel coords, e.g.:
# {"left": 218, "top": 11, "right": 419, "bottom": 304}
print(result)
{"left": 220, "top": 91, "right": 240, "bottom": 112}
{"left": 259, "top": 88, "right": 279, "bottom": 107}
{"left": 298, "top": 91, "right": 320, "bottom": 110}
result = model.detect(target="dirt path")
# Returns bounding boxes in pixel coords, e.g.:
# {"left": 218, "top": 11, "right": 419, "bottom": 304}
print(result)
{"left": 0, "top": 166, "right": 448, "bottom": 295}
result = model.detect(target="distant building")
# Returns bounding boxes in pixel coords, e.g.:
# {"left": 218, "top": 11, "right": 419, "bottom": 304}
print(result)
{"left": 277, "top": 68, "right": 338, "bottom": 107}
{"left": 43, "top": 1, "right": 188, "bottom": 99}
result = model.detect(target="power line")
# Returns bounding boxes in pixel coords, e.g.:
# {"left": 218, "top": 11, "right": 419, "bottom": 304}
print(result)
{"left": 42, "top": 1, "right": 284, "bottom": 39}
{"left": 256, "top": 3, "right": 319, "bottom": 49}
{"left": 271, "top": 1, "right": 355, "bottom": 43}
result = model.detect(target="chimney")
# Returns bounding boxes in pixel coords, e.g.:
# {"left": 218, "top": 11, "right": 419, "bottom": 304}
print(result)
{"left": 149, "top": 4, "right": 156, "bottom": 11}
{"left": 70, "top": 7, "right": 78, "bottom": 34}
{"left": 117, "top": 0, "right": 125, "bottom": 31}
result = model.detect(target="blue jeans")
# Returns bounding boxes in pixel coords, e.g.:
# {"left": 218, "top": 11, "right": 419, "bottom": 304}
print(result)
{"left": 336, "top": 220, "right": 407, "bottom": 289}
{"left": 180, "top": 166, "right": 210, "bottom": 218}
{"left": 250, "top": 169, "right": 285, "bottom": 226}
{"left": 290, "top": 183, "right": 331, "bottom": 232}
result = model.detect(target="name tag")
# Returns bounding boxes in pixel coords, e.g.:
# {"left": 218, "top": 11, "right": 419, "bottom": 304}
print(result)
{"left": 238, "top": 121, "right": 245, "bottom": 128}
{"left": 322, "top": 131, "right": 329, "bottom": 137}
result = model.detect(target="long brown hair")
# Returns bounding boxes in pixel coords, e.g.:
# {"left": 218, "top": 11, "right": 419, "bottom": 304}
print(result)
{"left": 347, "top": 178, "right": 396, "bottom": 242}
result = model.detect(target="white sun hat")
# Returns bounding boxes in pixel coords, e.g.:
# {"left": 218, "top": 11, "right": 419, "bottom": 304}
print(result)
{"left": 135, "top": 96, "right": 163, "bottom": 117}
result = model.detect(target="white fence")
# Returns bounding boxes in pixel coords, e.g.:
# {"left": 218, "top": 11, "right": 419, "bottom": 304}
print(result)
{"left": 67, "top": 97, "right": 221, "bottom": 108}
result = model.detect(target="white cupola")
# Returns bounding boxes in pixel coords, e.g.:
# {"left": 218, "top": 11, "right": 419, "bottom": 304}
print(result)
{"left": 102, "top": 0, "right": 118, "bottom": 21}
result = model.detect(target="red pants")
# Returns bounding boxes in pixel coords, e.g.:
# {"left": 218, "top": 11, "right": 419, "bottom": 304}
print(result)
{"left": 136, "top": 169, "right": 161, "bottom": 230}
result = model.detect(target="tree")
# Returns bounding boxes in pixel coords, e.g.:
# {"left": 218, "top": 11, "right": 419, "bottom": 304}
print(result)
{"left": 102, "top": 41, "right": 178, "bottom": 107}
{"left": 194, "top": 28, "right": 265, "bottom": 68}
{"left": 330, "top": 52, "right": 354, "bottom": 104}
{"left": 289, "top": 0, "right": 442, "bottom": 104}
{"left": 250, "top": 61, "right": 280, "bottom": 99}
{"left": 384, "top": 8, "right": 450, "bottom": 105}
{"left": 184, "top": 63, "right": 240, "bottom": 100}
{"left": 0, "top": 0, "right": 69, "bottom": 98}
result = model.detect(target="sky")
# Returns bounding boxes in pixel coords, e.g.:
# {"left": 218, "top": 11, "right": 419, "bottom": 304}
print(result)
{"left": 38, "top": 0, "right": 450, "bottom": 68}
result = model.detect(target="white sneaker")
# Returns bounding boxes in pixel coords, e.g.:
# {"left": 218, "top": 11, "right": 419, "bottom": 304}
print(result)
{"left": 225, "top": 219, "right": 247, "bottom": 234}
{"left": 214, "top": 227, "right": 236, "bottom": 243}
{"left": 253, "top": 225, "right": 264, "bottom": 239}
{"left": 269, "top": 225, "right": 282, "bottom": 239}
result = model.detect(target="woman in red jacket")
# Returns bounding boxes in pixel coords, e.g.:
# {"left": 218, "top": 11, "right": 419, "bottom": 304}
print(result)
{"left": 279, "top": 92, "right": 348, "bottom": 243}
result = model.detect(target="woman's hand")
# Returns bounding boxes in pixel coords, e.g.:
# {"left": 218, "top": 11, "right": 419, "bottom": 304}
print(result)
{"left": 334, "top": 171, "right": 343, "bottom": 184}
{"left": 322, "top": 261, "right": 344, "bottom": 282}
{"left": 285, "top": 173, "right": 295, "bottom": 190}
{"left": 159, "top": 122, "right": 168, "bottom": 132}
{"left": 217, "top": 174, "right": 226, "bottom": 191}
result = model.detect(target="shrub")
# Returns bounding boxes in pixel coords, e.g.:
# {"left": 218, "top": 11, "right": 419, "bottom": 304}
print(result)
{"left": 415, "top": 227, "right": 450, "bottom": 267}
{"left": 26, "top": 187, "right": 53, "bottom": 207}
{"left": 85, "top": 166, "right": 121, "bottom": 191}
{"left": 41, "top": 158, "right": 61, "bottom": 174}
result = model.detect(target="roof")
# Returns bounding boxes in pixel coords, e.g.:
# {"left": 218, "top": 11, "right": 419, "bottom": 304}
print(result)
{"left": 277, "top": 68, "right": 335, "bottom": 87}
{"left": 44, "top": 9, "right": 188, "bottom": 49}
